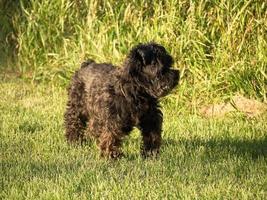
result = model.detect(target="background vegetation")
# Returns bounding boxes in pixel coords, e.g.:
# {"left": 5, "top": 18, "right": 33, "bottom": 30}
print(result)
{"left": 1, "top": 0, "right": 266, "bottom": 199}
{"left": 1, "top": 0, "right": 266, "bottom": 104}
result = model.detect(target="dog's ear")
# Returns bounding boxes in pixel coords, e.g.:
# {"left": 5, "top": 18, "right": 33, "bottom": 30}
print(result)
{"left": 129, "top": 46, "right": 154, "bottom": 66}
{"left": 125, "top": 45, "right": 154, "bottom": 76}
{"left": 136, "top": 47, "right": 153, "bottom": 66}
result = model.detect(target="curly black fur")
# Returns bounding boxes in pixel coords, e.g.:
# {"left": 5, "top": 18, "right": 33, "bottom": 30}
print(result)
{"left": 64, "top": 42, "right": 180, "bottom": 158}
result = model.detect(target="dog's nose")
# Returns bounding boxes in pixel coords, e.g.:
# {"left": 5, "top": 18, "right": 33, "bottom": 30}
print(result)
{"left": 172, "top": 69, "right": 180, "bottom": 83}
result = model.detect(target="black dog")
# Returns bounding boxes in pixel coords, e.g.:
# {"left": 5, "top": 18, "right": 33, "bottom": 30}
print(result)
{"left": 64, "top": 43, "right": 180, "bottom": 158}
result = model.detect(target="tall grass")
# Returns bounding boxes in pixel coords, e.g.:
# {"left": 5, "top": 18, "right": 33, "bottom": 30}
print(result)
{"left": 2, "top": 0, "right": 267, "bottom": 103}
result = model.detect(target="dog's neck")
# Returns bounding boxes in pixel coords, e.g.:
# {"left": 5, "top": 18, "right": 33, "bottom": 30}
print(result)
{"left": 116, "top": 74, "right": 156, "bottom": 104}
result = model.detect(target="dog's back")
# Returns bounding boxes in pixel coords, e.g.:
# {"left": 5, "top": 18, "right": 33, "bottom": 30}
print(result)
{"left": 80, "top": 59, "right": 95, "bottom": 68}
{"left": 80, "top": 60, "right": 115, "bottom": 75}
{"left": 77, "top": 60, "right": 117, "bottom": 98}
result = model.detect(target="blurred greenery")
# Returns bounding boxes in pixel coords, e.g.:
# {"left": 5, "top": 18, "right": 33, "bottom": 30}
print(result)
{"left": 1, "top": 0, "right": 267, "bottom": 103}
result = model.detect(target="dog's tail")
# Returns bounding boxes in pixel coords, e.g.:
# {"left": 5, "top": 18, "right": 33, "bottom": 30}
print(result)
{"left": 81, "top": 59, "right": 95, "bottom": 68}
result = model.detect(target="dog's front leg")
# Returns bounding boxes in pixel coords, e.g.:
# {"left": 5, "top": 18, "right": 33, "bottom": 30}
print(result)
{"left": 139, "top": 110, "right": 163, "bottom": 158}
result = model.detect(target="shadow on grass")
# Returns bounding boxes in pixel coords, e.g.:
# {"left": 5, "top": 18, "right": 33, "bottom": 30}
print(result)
{"left": 3, "top": 136, "right": 266, "bottom": 184}
{"left": 164, "top": 136, "right": 267, "bottom": 159}
{"left": 78, "top": 136, "right": 267, "bottom": 161}
{"left": 2, "top": 136, "right": 266, "bottom": 191}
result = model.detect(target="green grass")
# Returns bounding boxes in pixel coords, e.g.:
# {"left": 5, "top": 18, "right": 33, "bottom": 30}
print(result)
{"left": 1, "top": 81, "right": 266, "bottom": 199}
{"left": 1, "top": 0, "right": 267, "bottom": 199}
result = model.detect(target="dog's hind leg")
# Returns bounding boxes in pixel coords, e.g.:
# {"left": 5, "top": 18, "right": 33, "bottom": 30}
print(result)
{"left": 64, "top": 77, "right": 87, "bottom": 143}
{"left": 64, "top": 107, "right": 87, "bottom": 143}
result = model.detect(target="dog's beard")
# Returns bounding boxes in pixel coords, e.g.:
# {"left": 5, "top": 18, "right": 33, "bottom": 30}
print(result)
{"left": 146, "top": 69, "right": 179, "bottom": 98}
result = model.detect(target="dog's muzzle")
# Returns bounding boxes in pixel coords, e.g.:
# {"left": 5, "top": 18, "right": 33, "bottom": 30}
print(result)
{"left": 170, "top": 69, "right": 180, "bottom": 88}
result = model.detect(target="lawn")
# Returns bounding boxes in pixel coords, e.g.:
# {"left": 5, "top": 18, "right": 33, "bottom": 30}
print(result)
{"left": 1, "top": 0, "right": 267, "bottom": 199}
{"left": 1, "top": 80, "right": 266, "bottom": 199}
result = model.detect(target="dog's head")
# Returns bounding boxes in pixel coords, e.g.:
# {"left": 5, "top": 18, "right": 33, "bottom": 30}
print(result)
{"left": 124, "top": 42, "right": 180, "bottom": 98}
